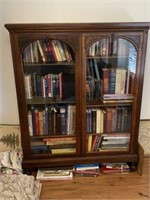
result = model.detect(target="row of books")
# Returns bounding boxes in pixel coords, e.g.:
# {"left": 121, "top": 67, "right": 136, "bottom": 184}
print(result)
{"left": 86, "top": 106, "right": 131, "bottom": 134}
{"left": 36, "top": 167, "right": 73, "bottom": 181}
{"left": 87, "top": 133, "right": 130, "bottom": 152}
{"left": 36, "top": 162, "right": 131, "bottom": 181}
{"left": 23, "top": 39, "right": 73, "bottom": 63}
{"left": 88, "top": 38, "right": 116, "bottom": 57}
{"left": 88, "top": 38, "right": 130, "bottom": 57}
{"left": 31, "top": 136, "right": 76, "bottom": 155}
{"left": 86, "top": 58, "right": 134, "bottom": 102}
{"left": 86, "top": 76, "right": 101, "bottom": 102}
{"left": 86, "top": 58, "right": 101, "bottom": 101}
{"left": 102, "top": 67, "right": 134, "bottom": 95}
{"left": 28, "top": 105, "right": 76, "bottom": 136}
{"left": 24, "top": 72, "right": 63, "bottom": 99}
{"left": 86, "top": 108, "right": 104, "bottom": 134}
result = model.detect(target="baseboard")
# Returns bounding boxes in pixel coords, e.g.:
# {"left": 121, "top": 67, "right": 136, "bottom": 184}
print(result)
{"left": 140, "top": 119, "right": 150, "bottom": 121}
{"left": 137, "top": 142, "right": 145, "bottom": 175}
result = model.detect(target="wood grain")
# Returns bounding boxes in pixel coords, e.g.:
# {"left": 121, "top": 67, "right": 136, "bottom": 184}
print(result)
{"left": 40, "top": 156, "right": 150, "bottom": 200}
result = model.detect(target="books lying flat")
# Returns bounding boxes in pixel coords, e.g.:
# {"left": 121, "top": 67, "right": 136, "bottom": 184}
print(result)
{"left": 51, "top": 148, "right": 76, "bottom": 154}
{"left": 74, "top": 163, "right": 99, "bottom": 170}
{"left": 102, "top": 99, "right": 133, "bottom": 104}
{"left": 36, "top": 168, "right": 73, "bottom": 181}
{"left": 73, "top": 163, "right": 100, "bottom": 177}
{"left": 73, "top": 169, "right": 100, "bottom": 177}
{"left": 103, "top": 94, "right": 133, "bottom": 100}
{"left": 101, "top": 163, "right": 130, "bottom": 174}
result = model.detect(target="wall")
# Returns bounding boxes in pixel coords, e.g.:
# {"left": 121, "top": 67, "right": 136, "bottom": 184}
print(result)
{"left": 0, "top": 0, "right": 150, "bottom": 124}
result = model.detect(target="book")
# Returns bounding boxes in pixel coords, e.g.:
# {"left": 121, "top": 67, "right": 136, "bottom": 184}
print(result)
{"left": 109, "top": 68, "right": 116, "bottom": 94}
{"left": 31, "top": 145, "right": 50, "bottom": 154}
{"left": 74, "top": 163, "right": 99, "bottom": 171}
{"left": 36, "top": 168, "right": 73, "bottom": 181}
{"left": 87, "top": 134, "right": 93, "bottom": 152}
{"left": 28, "top": 110, "right": 33, "bottom": 136}
{"left": 129, "top": 72, "right": 135, "bottom": 95}
{"left": 73, "top": 163, "right": 100, "bottom": 177}
{"left": 56, "top": 40, "right": 66, "bottom": 61}
{"left": 73, "top": 169, "right": 100, "bottom": 177}
{"left": 43, "top": 136, "right": 76, "bottom": 143}
{"left": 101, "top": 163, "right": 130, "bottom": 174}
{"left": 36, "top": 40, "right": 46, "bottom": 62}
{"left": 102, "top": 99, "right": 133, "bottom": 104}
{"left": 105, "top": 108, "right": 113, "bottom": 133}
{"left": 103, "top": 94, "right": 133, "bottom": 100}
{"left": 51, "top": 148, "right": 76, "bottom": 154}
{"left": 99, "top": 133, "right": 130, "bottom": 151}
{"left": 92, "top": 134, "right": 103, "bottom": 152}
{"left": 24, "top": 74, "right": 33, "bottom": 99}
{"left": 102, "top": 68, "right": 109, "bottom": 94}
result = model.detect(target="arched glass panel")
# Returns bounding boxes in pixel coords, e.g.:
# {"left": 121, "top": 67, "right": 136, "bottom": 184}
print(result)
{"left": 86, "top": 37, "right": 137, "bottom": 101}
{"left": 85, "top": 37, "right": 137, "bottom": 153}
{"left": 22, "top": 39, "right": 76, "bottom": 156}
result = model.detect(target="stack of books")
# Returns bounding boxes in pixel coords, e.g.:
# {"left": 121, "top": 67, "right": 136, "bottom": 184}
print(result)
{"left": 36, "top": 168, "right": 73, "bottom": 181}
{"left": 73, "top": 163, "right": 100, "bottom": 177}
{"left": 101, "top": 162, "right": 130, "bottom": 174}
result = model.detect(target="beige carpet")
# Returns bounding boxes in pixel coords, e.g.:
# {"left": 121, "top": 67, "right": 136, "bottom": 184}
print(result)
{"left": 139, "top": 120, "right": 150, "bottom": 155}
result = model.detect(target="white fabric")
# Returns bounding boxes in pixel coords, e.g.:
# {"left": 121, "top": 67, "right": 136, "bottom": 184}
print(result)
{"left": 0, "top": 174, "right": 42, "bottom": 200}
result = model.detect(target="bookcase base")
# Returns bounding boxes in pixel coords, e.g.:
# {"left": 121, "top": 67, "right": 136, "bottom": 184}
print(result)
{"left": 22, "top": 153, "right": 138, "bottom": 171}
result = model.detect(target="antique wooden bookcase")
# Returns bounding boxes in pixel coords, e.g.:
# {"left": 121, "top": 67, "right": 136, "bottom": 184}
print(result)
{"left": 5, "top": 22, "right": 149, "bottom": 171}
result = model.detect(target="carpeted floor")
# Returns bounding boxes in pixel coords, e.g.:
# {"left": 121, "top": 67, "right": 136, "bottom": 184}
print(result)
{"left": 139, "top": 120, "right": 150, "bottom": 155}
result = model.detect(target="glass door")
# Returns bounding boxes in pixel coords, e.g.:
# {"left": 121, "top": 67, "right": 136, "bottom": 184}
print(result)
{"left": 85, "top": 35, "right": 137, "bottom": 153}
{"left": 22, "top": 38, "right": 77, "bottom": 156}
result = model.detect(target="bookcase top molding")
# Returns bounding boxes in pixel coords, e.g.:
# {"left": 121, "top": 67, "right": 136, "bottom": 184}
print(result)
{"left": 5, "top": 22, "right": 150, "bottom": 33}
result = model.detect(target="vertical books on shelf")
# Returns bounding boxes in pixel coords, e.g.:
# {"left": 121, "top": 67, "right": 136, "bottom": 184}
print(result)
{"left": 86, "top": 105, "right": 131, "bottom": 152}
{"left": 101, "top": 68, "right": 134, "bottom": 96}
{"left": 86, "top": 106, "right": 131, "bottom": 134}
{"left": 23, "top": 38, "right": 76, "bottom": 155}
{"left": 24, "top": 72, "right": 63, "bottom": 99}
{"left": 86, "top": 37, "right": 134, "bottom": 153}
{"left": 88, "top": 37, "right": 129, "bottom": 57}
{"left": 28, "top": 105, "right": 76, "bottom": 136}
{"left": 23, "top": 39, "right": 73, "bottom": 63}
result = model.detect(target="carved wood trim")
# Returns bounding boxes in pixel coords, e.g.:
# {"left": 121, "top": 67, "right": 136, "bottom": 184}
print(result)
{"left": 83, "top": 33, "right": 111, "bottom": 50}
{"left": 114, "top": 32, "right": 143, "bottom": 50}
{"left": 83, "top": 32, "right": 143, "bottom": 52}
{"left": 18, "top": 33, "right": 79, "bottom": 53}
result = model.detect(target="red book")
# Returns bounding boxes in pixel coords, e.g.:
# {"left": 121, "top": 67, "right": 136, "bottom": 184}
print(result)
{"left": 34, "top": 109, "right": 40, "bottom": 135}
{"left": 102, "top": 68, "right": 109, "bottom": 94}
{"left": 105, "top": 108, "right": 112, "bottom": 133}
{"left": 101, "top": 163, "right": 130, "bottom": 174}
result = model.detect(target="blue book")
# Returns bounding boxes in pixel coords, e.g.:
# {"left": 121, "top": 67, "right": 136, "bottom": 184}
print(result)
{"left": 74, "top": 163, "right": 99, "bottom": 170}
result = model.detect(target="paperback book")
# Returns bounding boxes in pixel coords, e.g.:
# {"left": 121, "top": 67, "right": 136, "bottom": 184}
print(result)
{"left": 36, "top": 168, "right": 73, "bottom": 181}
